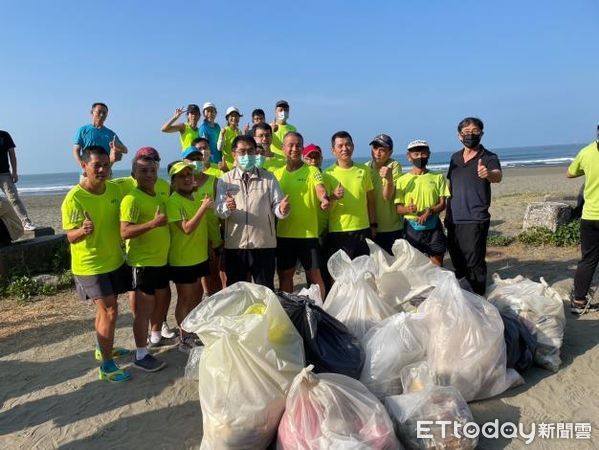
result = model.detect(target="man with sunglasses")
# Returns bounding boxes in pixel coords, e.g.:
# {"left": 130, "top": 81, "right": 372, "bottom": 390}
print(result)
{"left": 445, "top": 117, "right": 502, "bottom": 296}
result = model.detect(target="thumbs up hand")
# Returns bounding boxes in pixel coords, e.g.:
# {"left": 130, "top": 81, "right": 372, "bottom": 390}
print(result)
{"left": 152, "top": 205, "right": 167, "bottom": 227}
{"left": 201, "top": 193, "right": 214, "bottom": 210}
{"left": 279, "top": 194, "right": 290, "bottom": 215}
{"left": 333, "top": 183, "right": 344, "bottom": 200}
{"left": 82, "top": 211, "right": 94, "bottom": 235}
{"left": 477, "top": 158, "right": 488, "bottom": 179}
{"left": 225, "top": 190, "right": 236, "bottom": 211}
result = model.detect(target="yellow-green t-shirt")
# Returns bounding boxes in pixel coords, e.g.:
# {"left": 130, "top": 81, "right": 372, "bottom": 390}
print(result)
{"left": 365, "top": 159, "right": 403, "bottom": 232}
{"left": 221, "top": 127, "right": 242, "bottom": 169}
{"left": 61, "top": 182, "right": 124, "bottom": 276}
{"left": 323, "top": 163, "right": 374, "bottom": 232}
{"left": 271, "top": 123, "right": 297, "bottom": 157}
{"left": 120, "top": 188, "right": 170, "bottom": 267}
{"left": 112, "top": 176, "right": 171, "bottom": 201}
{"left": 180, "top": 123, "right": 200, "bottom": 149}
{"left": 273, "top": 164, "right": 323, "bottom": 238}
{"left": 195, "top": 175, "right": 222, "bottom": 248}
{"left": 166, "top": 191, "right": 209, "bottom": 267}
{"left": 394, "top": 171, "right": 450, "bottom": 220}
{"left": 203, "top": 165, "right": 224, "bottom": 179}
{"left": 263, "top": 155, "right": 287, "bottom": 173}
{"left": 568, "top": 142, "right": 599, "bottom": 220}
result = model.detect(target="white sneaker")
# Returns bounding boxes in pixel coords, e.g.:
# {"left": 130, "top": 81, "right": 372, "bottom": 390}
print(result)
{"left": 161, "top": 321, "right": 176, "bottom": 339}
{"left": 23, "top": 223, "right": 37, "bottom": 231}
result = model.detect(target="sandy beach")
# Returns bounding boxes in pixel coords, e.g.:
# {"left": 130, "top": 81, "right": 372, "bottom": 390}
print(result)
{"left": 1, "top": 165, "right": 598, "bottom": 449}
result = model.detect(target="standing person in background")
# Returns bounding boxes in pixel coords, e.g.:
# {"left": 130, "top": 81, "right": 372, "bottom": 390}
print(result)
{"left": 322, "top": 131, "right": 375, "bottom": 288}
{"left": 273, "top": 132, "right": 330, "bottom": 297}
{"left": 187, "top": 137, "right": 224, "bottom": 179}
{"left": 73, "top": 102, "right": 128, "bottom": 166}
{"left": 218, "top": 106, "right": 243, "bottom": 170}
{"left": 566, "top": 122, "right": 599, "bottom": 314}
{"left": 243, "top": 108, "right": 266, "bottom": 135}
{"left": 445, "top": 117, "right": 502, "bottom": 295}
{"left": 303, "top": 143, "right": 328, "bottom": 238}
{"left": 396, "top": 140, "right": 449, "bottom": 266}
{"left": 166, "top": 162, "right": 214, "bottom": 352}
{"left": 198, "top": 102, "right": 223, "bottom": 169}
{"left": 365, "top": 133, "right": 403, "bottom": 254}
{"left": 215, "top": 135, "right": 289, "bottom": 290}
{"left": 160, "top": 104, "right": 201, "bottom": 149}
{"left": 270, "top": 100, "right": 296, "bottom": 157}
{"left": 0, "top": 130, "right": 36, "bottom": 230}
{"left": 61, "top": 146, "right": 131, "bottom": 382}
{"left": 120, "top": 155, "right": 169, "bottom": 372}
{"left": 252, "top": 122, "right": 286, "bottom": 173}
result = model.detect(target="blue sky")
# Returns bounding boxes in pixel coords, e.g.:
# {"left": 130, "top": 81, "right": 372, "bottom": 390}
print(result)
{"left": 1, "top": 0, "right": 598, "bottom": 174}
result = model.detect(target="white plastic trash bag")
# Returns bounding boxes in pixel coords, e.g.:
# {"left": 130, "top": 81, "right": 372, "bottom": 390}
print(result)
{"left": 360, "top": 312, "right": 428, "bottom": 399}
{"left": 367, "top": 239, "right": 447, "bottom": 306}
{"left": 385, "top": 362, "right": 477, "bottom": 450}
{"left": 418, "top": 273, "right": 523, "bottom": 401}
{"left": 277, "top": 365, "right": 401, "bottom": 450}
{"left": 486, "top": 273, "right": 566, "bottom": 372}
{"left": 295, "top": 283, "right": 324, "bottom": 307}
{"left": 182, "top": 282, "right": 305, "bottom": 450}
{"left": 324, "top": 250, "right": 397, "bottom": 342}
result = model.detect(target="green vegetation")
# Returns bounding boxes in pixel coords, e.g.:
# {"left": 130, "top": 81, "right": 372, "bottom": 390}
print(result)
{"left": 487, "top": 234, "right": 516, "bottom": 247}
{"left": 517, "top": 219, "right": 580, "bottom": 247}
{"left": 0, "top": 270, "right": 73, "bottom": 303}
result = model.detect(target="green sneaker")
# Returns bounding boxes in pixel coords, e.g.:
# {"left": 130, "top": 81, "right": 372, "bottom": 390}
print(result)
{"left": 94, "top": 347, "right": 130, "bottom": 361}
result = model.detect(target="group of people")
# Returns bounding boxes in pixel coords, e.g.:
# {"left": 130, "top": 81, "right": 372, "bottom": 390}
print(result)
{"left": 61, "top": 99, "right": 507, "bottom": 383}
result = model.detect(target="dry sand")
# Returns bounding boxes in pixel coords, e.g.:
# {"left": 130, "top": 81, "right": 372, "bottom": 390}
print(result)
{"left": 1, "top": 166, "right": 597, "bottom": 449}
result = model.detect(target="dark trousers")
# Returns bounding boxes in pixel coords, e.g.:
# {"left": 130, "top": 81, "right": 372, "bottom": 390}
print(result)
{"left": 224, "top": 248, "right": 276, "bottom": 291}
{"left": 574, "top": 219, "right": 599, "bottom": 300}
{"left": 372, "top": 229, "right": 404, "bottom": 255}
{"left": 446, "top": 221, "right": 490, "bottom": 296}
{"left": 322, "top": 228, "right": 371, "bottom": 291}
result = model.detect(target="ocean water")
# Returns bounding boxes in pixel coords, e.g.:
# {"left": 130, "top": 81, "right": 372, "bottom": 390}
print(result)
{"left": 13, "top": 142, "right": 585, "bottom": 196}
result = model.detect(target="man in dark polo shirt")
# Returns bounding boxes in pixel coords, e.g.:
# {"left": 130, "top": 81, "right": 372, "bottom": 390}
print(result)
{"left": 445, "top": 117, "right": 502, "bottom": 295}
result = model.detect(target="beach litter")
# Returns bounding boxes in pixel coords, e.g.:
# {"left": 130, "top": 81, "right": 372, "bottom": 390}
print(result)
{"left": 277, "top": 290, "right": 365, "bottom": 379}
{"left": 487, "top": 274, "right": 566, "bottom": 372}
{"left": 385, "top": 361, "right": 478, "bottom": 450}
{"left": 277, "top": 365, "right": 400, "bottom": 450}
{"left": 181, "top": 282, "right": 305, "bottom": 449}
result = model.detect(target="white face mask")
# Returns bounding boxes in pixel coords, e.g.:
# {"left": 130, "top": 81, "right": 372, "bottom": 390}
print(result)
{"left": 277, "top": 110, "right": 289, "bottom": 121}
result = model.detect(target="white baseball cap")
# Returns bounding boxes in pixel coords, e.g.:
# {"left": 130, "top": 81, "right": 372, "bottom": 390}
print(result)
{"left": 407, "top": 139, "right": 430, "bottom": 151}
{"left": 225, "top": 106, "right": 242, "bottom": 117}
{"left": 202, "top": 102, "right": 216, "bottom": 112}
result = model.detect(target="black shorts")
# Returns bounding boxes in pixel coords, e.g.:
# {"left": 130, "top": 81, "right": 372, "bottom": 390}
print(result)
{"left": 324, "top": 228, "right": 371, "bottom": 261}
{"left": 276, "top": 237, "right": 321, "bottom": 271}
{"left": 131, "top": 265, "right": 170, "bottom": 295}
{"left": 74, "top": 263, "right": 132, "bottom": 301}
{"left": 404, "top": 220, "right": 447, "bottom": 257}
{"left": 372, "top": 229, "right": 404, "bottom": 255}
{"left": 170, "top": 260, "right": 210, "bottom": 285}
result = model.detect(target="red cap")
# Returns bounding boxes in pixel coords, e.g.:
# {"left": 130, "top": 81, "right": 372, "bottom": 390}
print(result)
{"left": 134, "top": 147, "right": 160, "bottom": 161}
{"left": 302, "top": 144, "right": 322, "bottom": 158}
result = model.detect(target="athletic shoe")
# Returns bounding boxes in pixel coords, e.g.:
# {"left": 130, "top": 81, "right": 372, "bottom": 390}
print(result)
{"left": 569, "top": 290, "right": 599, "bottom": 315}
{"left": 161, "top": 321, "right": 176, "bottom": 339}
{"left": 147, "top": 337, "right": 175, "bottom": 349}
{"left": 133, "top": 354, "right": 166, "bottom": 372}
{"left": 178, "top": 336, "right": 197, "bottom": 353}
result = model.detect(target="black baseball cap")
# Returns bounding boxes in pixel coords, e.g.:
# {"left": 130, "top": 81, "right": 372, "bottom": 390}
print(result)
{"left": 187, "top": 104, "right": 200, "bottom": 114}
{"left": 369, "top": 133, "right": 393, "bottom": 149}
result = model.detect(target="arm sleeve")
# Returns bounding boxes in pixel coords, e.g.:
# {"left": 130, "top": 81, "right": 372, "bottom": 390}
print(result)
{"left": 73, "top": 126, "right": 84, "bottom": 146}
{"left": 363, "top": 167, "right": 374, "bottom": 192}
{"left": 61, "top": 197, "right": 83, "bottom": 231}
{"left": 4, "top": 132, "right": 15, "bottom": 149}
{"left": 568, "top": 151, "right": 584, "bottom": 176}
{"left": 394, "top": 178, "right": 406, "bottom": 204}
{"left": 485, "top": 153, "right": 502, "bottom": 172}
{"left": 166, "top": 198, "right": 185, "bottom": 223}
{"left": 120, "top": 195, "right": 139, "bottom": 223}
{"left": 438, "top": 174, "right": 451, "bottom": 198}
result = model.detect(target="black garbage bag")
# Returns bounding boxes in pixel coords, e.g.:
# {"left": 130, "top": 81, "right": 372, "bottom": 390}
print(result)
{"left": 501, "top": 311, "right": 537, "bottom": 374}
{"left": 276, "top": 291, "right": 365, "bottom": 379}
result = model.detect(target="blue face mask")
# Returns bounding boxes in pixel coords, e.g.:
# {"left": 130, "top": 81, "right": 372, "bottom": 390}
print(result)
{"left": 237, "top": 154, "right": 256, "bottom": 171}
{"left": 254, "top": 155, "right": 265, "bottom": 169}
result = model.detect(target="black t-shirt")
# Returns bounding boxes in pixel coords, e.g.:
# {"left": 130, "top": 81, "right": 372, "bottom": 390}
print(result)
{"left": 0, "top": 130, "right": 16, "bottom": 174}
{"left": 446, "top": 145, "right": 501, "bottom": 223}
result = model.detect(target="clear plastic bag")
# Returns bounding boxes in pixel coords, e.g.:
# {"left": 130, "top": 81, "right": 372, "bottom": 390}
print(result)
{"left": 367, "top": 239, "right": 448, "bottom": 307}
{"left": 418, "top": 273, "right": 523, "bottom": 401}
{"left": 295, "top": 284, "right": 324, "bottom": 307}
{"left": 181, "top": 282, "right": 305, "bottom": 449}
{"left": 324, "top": 250, "right": 397, "bottom": 342}
{"left": 486, "top": 274, "right": 566, "bottom": 372}
{"left": 386, "top": 363, "right": 477, "bottom": 450}
{"left": 277, "top": 365, "right": 400, "bottom": 450}
{"left": 184, "top": 346, "right": 204, "bottom": 380}
{"left": 360, "top": 312, "right": 428, "bottom": 399}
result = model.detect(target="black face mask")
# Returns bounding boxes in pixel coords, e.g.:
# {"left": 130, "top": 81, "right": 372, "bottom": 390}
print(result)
{"left": 462, "top": 134, "right": 481, "bottom": 149}
{"left": 413, "top": 157, "right": 429, "bottom": 169}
